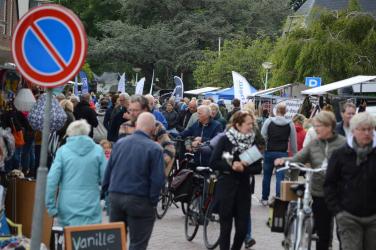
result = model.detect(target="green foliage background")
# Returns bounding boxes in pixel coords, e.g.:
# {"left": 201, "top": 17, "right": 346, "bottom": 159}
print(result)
{"left": 55, "top": 0, "right": 376, "bottom": 91}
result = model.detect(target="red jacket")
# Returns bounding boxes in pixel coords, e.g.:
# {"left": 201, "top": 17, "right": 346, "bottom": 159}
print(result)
{"left": 289, "top": 124, "right": 306, "bottom": 156}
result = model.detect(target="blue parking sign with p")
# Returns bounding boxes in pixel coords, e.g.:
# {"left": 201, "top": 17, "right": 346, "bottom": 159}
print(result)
{"left": 305, "top": 77, "right": 321, "bottom": 88}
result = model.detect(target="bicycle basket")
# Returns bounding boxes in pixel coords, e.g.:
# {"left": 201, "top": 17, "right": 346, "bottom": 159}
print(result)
{"left": 171, "top": 169, "right": 194, "bottom": 203}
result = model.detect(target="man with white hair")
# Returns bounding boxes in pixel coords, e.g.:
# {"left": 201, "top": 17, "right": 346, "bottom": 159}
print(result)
{"left": 260, "top": 103, "right": 297, "bottom": 205}
{"left": 103, "top": 112, "right": 165, "bottom": 250}
{"left": 107, "top": 92, "right": 130, "bottom": 142}
{"left": 325, "top": 112, "right": 376, "bottom": 250}
{"left": 180, "top": 105, "right": 223, "bottom": 166}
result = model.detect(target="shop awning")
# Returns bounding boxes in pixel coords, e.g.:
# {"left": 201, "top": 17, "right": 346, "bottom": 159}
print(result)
{"left": 250, "top": 84, "right": 293, "bottom": 97}
{"left": 301, "top": 75, "right": 376, "bottom": 95}
{"left": 184, "top": 87, "right": 221, "bottom": 95}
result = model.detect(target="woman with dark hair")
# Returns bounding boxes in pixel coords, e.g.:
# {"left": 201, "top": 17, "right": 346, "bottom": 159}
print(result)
{"left": 210, "top": 111, "right": 263, "bottom": 250}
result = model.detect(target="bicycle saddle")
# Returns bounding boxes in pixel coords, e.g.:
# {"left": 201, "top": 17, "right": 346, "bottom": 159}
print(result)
{"left": 290, "top": 183, "right": 305, "bottom": 197}
{"left": 196, "top": 166, "right": 213, "bottom": 173}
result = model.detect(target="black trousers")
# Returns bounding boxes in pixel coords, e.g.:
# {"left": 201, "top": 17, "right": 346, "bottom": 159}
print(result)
{"left": 109, "top": 193, "right": 155, "bottom": 250}
{"left": 217, "top": 176, "right": 250, "bottom": 250}
{"left": 312, "top": 196, "right": 333, "bottom": 250}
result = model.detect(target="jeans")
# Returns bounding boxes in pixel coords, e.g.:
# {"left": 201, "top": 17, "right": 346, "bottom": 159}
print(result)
{"left": 245, "top": 214, "right": 252, "bottom": 240}
{"left": 21, "top": 138, "right": 34, "bottom": 172}
{"left": 262, "top": 151, "right": 287, "bottom": 200}
{"left": 109, "top": 193, "right": 155, "bottom": 250}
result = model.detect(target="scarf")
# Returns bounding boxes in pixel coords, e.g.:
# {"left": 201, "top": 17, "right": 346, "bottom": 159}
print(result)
{"left": 352, "top": 139, "right": 373, "bottom": 166}
{"left": 226, "top": 127, "right": 255, "bottom": 154}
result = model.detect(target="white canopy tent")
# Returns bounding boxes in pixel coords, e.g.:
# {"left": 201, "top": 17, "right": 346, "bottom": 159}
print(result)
{"left": 250, "top": 84, "right": 293, "bottom": 97}
{"left": 301, "top": 75, "right": 376, "bottom": 95}
{"left": 184, "top": 87, "right": 221, "bottom": 95}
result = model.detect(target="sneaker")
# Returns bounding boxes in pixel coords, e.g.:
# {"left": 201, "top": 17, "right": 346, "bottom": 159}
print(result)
{"left": 260, "top": 199, "right": 269, "bottom": 206}
{"left": 245, "top": 238, "right": 256, "bottom": 248}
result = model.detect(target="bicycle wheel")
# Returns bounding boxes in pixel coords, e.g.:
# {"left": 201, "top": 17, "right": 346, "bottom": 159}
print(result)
{"left": 156, "top": 185, "right": 171, "bottom": 219}
{"left": 203, "top": 200, "right": 220, "bottom": 249}
{"left": 283, "top": 216, "right": 297, "bottom": 250}
{"left": 181, "top": 201, "right": 188, "bottom": 215}
{"left": 185, "top": 194, "right": 200, "bottom": 241}
{"left": 298, "top": 216, "right": 313, "bottom": 250}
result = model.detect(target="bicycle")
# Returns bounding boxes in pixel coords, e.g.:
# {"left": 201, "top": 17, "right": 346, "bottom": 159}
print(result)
{"left": 184, "top": 166, "right": 220, "bottom": 249}
{"left": 276, "top": 161, "right": 326, "bottom": 250}
{"left": 155, "top": 151, "right": 195, "bottom": 219}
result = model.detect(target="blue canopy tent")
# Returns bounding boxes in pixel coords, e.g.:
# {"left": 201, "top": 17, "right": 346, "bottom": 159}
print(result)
{"left": 204, "top": 86, "right": 258, "bottom": 100}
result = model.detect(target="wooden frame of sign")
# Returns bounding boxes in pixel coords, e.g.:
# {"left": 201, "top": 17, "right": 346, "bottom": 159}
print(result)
{"left": 64, "top": 222, "right": 126, "bottom": 250}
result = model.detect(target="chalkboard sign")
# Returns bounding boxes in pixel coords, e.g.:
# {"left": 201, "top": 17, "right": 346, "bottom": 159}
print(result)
{"left": 64, "top": 222, "right": 126, "bottom": 250}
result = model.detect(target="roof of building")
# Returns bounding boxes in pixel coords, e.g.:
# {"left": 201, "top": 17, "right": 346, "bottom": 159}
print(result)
{"left": 296, "top": 0, "right": 376, "bottom": 17}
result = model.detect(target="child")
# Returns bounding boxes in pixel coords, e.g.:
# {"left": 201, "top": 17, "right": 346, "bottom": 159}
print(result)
{"left": 99, "top": 139, "right": 112, "bottom": 216}
{"left": 100, "top": 139, "right": 112, "bottom": 160}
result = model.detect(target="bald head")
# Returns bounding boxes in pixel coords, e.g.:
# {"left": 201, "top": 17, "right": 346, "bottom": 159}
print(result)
{"left": 188, "top": 100, "right": 197, "bottom": 113}
{"left": 144, "top": 94, "right": 155, "bottom": 110}
{"left": 136, "top": 112, "right": 156, "bottom": 135}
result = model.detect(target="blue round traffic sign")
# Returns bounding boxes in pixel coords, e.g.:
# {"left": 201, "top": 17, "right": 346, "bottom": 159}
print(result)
{"left": 12, "top": 4, "right": 87, "bottom": 88}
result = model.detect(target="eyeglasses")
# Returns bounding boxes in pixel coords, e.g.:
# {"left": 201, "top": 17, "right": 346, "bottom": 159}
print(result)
{"left": 128, "top": 109, "right": 141, "bottom": 113}
{"left": 355, "top": 127, "right": 374, "bottom": 133}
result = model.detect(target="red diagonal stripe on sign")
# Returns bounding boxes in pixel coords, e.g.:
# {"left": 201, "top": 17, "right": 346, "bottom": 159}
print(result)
{"left": 30, "top": 22, "right": 67, "bottom": 70}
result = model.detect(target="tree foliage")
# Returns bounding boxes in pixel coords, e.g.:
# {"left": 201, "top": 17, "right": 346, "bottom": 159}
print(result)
{"left": 193, "top": 37, "right": 273, "bottom": 89}
{"left": 269, "top": 9, "right": 376, "bottom": 87}
{"left": 55, "top": 0, "right": 291, "bottom": 89}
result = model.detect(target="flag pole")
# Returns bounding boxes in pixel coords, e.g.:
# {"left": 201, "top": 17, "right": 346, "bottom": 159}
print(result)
{"left": 149, "top": 69, "right": 154, "bottom": 94}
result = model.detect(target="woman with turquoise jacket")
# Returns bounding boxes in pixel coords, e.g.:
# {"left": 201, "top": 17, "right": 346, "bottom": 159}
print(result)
{"left": 45, "top": 119, "right": 107, "bottom": 226}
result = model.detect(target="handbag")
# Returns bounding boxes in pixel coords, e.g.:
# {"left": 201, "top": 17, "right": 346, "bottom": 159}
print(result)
{"left": 28, "top": 94, "right": 67, "bottom": 132}
{"left": 10, "top": 118, "right": 25, "bottom": 148}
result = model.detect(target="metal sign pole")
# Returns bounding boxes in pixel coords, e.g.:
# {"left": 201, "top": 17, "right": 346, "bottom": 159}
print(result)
{"left": 30, "top": 88, "right": 52, "bottom": 250}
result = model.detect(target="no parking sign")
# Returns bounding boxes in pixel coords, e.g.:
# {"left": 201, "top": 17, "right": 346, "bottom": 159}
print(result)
{"left": 12, "top": 4, "right": 87, "bottom": 88}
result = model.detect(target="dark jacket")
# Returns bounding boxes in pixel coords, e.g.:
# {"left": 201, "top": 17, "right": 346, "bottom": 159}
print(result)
{"left": 226, "top": 107, "right": 241, "bottom": 121}
{"left": 180, "top": 119, "right": 223, "bottom": 142}
{"left": 103, "top": 106, "right": 113, "bottom": 130}
{"left": 107, "top": 106, "right": 127, "bottom": 142}
{"left": 213, "top": 112, "right": 227, "bottom": 131}
{"left": 73, "top": 101, "right": 98, "bottom": 137}
{"left": 324, "top": 136, "right": 376, "bottom": 217}
{"left": 102, "top": 130, "right": 165, "bottom": 206}
{"left": 162, "top": 110, "right": 179, "bottom": 130}
{"left": 335, "top": 121, "right": 346, "bottom": 137}
{"left": 180, "top": 119, "right": 223, "bottom": 165}
{"left": 210, "top": 133, "right": 262, "bottom": 194}
{"left": 58, "top": 110, "right": 75, "bottom": 140}
{"left": 177, "top": 109, "right": 194, "bottom": 132}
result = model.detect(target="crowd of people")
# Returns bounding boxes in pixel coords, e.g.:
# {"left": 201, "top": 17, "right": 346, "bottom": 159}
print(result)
{"left": 1, "top": 88, "right": 375, "bottom": 250}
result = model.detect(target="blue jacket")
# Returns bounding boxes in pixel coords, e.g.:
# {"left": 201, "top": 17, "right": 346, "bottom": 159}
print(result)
{"left": 102, "top": 130, "right": 165, "bottom": 206}
{"left": 152, "top": 109, "right": 168, "bottom": 129}
{"left": 180, "top": 119, "right": 223, "bottom": 142}
{"left": 180, "top": 119, "right": 223, "bottom": 165}
{"left": 45, "top": 136, "right": 107, "bottom": 227}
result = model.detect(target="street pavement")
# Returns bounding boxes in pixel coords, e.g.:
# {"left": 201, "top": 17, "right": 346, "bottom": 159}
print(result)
{"left": 147, "top": 174, "right": 340, "bottom": 250}
{"left": 148, "top": 175, "right": 273, "bottom": 249}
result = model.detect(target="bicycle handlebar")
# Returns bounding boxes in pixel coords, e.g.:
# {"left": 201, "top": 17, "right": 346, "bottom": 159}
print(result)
{"left": 276, "top": 161, "right": 326, "bottom": 173}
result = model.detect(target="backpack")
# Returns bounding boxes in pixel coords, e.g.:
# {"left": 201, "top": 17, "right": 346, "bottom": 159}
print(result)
{"left": 171, "top": 169, "right": 194, "bottom": 202}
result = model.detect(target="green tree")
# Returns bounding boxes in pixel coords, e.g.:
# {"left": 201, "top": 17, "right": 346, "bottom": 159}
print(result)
{"left": 348, "top": 0, "right": 361, "bottom": 12}
{"left": 193, "top": 37, "right": 273, "bottom": 89}
{"left": 269, "top": 9, "right": 376, "bottom": 87}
